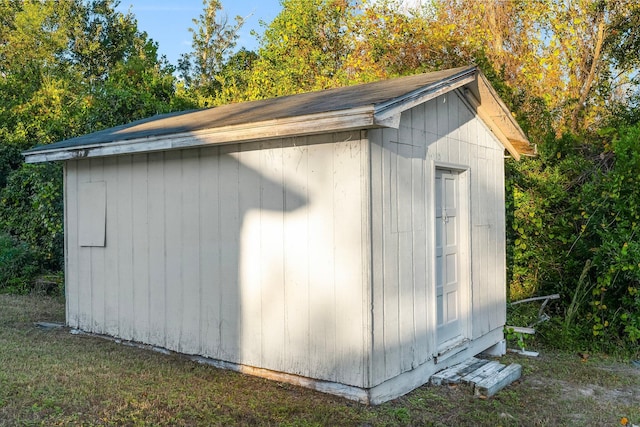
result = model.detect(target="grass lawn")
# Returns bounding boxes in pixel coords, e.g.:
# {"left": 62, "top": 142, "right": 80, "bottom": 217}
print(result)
{"left": 1, "top": 294, "right": 639, "bottom": 426}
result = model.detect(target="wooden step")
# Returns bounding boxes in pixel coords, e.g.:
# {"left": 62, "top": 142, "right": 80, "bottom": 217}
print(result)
{"left": 430, "top": 357, "right": 486, "bottom": 385}
{"left": 461, "top": 361, "right": 505, "bottom": 385}
{"left": 474, "top": 363, "right": 522, "bottom": 397}
{"left": 431, "top": 357, "right": 522, "bottom": 397}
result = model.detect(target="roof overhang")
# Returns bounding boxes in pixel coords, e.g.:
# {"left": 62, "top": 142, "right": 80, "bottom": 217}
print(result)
{"left": 23, "top": 106, "right": 377, "bottom": 163}
{"left": 462, "top": 73, "right": 534, "bottom": 160}
{"left": 23, "top": 67, "right": 532, "bottom": 163}
{"left": 371, "top": 68, "right": 532, "bottom": 160}
{"left": 373, "top": 67, "right": 477, "bottom": 128}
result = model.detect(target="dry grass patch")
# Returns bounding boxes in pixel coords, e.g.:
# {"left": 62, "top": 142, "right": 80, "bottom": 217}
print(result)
{"left": 1, "top": 294, "right": 639, "bottom": 426}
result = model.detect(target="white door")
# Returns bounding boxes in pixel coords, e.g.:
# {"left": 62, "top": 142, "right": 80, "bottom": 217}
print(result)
{"left": 435, "top": 169, "right": 462, "bottom": 348}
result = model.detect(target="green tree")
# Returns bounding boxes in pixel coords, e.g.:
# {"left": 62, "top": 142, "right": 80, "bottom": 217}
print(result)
{"left": 0, "top": 163, "right": 63, "bottom": 271}
{"left": 241, "top": 0, "right": 356, "bottom": 100}
{"left": 88, "top": 37, "right": 192, "bottom": 130}
{"left": 344, "top": 0, "right": 469, "bottom": 81}
{"left": 0, "top": 0, "right": 191, "bottom": 283}
{"left": 179, "top": 0, "right": 244, "bottom": 102}
{"left": 435, "top": 0, "right": 640, "bottom": 133}
{"left": 575, "top": 125, "right": 640, "bottom": 344}
{"left": 0, "top": 0, "right": 87, "bottom": 150}
{"left": 69, "top": 0, "right": 141, "bottom": 81}
{"left": 213, "top": 48, "right": 259, "bottom": 105}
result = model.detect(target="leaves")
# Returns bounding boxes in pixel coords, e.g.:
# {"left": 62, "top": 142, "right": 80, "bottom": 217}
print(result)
{"left": 179, "top": 0, "right": 245, "bottom": 102}
{"left": 0, "top": 0, "right": 639, "bottom": 351}
{"left": 0, "top": 163, "right": 63, "bottom": 271}
{"left": 240, "top": 0, "right": 355, "bottom": 100}
{"left": 435, "top": 0, "right": 639, "bottom": 133}
{"left": 0, "top": 0, "right": 190, "bottom": 283}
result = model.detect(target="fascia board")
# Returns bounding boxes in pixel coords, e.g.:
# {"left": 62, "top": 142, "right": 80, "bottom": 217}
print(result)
{"left": 373, "top": 69, "right": 477, "bottom": 128}
{"left": 463, "top": 88, "right": 521, "bottom": 160}
{"left": 24, "top": 106, "right": 377, "bottom": 163}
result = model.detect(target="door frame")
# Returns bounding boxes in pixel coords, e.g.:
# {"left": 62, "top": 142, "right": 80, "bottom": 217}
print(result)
{"left": 430, "top": 162, "right": 472, "bottom": 359}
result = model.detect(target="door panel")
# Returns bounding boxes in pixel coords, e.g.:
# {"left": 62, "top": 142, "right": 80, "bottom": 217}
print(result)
{"left": 435, "top": 169, "right": 462, "bottom": 347}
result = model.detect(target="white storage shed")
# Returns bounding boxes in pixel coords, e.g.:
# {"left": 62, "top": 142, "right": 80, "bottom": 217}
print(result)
{"left": 24, "top": 66, "right": 531, "bottom": 404}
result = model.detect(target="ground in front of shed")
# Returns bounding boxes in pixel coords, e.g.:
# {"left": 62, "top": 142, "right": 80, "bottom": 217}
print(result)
{"left": 3, "top": 293, "right": 640, "bottom": 426}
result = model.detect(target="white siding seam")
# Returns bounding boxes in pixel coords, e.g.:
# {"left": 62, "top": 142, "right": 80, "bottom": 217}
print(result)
{"left": 331, "top": 137, "right": 338, "bottom": 379}
{"left": 162, "top": 152, "right": 168, "bottom": 348}
{"left": 130, "top": 158, "right": 135, "bottom": 340}
{"left": 362, "top": 130, "right": 373, "bottom": 388}
{"left": 216, "top": 147, "right": 223, "bottom": 357}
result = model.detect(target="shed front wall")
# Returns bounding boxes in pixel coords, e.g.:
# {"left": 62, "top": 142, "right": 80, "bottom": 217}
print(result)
{"left": 64, "top": 131, "right": 371, "bottom": 387}
{"left": 369, "top": 91, "right": 507, "bottom": 387}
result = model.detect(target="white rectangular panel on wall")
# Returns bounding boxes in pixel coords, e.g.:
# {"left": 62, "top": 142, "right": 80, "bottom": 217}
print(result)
{"left": 78, "top": 181, "right": 106, "bottom": 247}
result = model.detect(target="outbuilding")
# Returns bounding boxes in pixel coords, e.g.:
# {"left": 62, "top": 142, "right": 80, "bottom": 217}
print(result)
{"left": 24, "top": 66, "right": 531, "bottom": 404}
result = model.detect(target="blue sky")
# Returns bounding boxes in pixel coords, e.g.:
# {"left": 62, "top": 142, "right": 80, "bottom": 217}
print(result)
{"left": 116, "top": 0, "right": 283, "bottom": 66}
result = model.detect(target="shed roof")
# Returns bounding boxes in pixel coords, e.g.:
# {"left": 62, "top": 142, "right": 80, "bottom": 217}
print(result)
{"left": 24, "top": 66, "right": 532, "bottom": 163}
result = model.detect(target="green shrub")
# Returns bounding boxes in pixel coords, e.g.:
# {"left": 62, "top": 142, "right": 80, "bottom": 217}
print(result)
{"left": 0, "top": 162, "right": 63, "bottom": 271}
{"left": 0, "top": 233, "right": 40, "bottom": 294}
{"left": 580, "top": 125, "right": 640, "bottom": 346}
{"left": 505, "top": 133, "right": 594, "bottom": 302}
{"left": 506, "top": 124, "right": 640, "bottom": 354}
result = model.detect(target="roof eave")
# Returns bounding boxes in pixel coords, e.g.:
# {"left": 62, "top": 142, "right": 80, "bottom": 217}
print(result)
{"left": 464, "top": 73, "right": 532, "bottom": 160}
{"left": 24, "top": 67, "right": 533, "bottom": 163}
{"left": 373, "top": 66, "right": 478, "bottom": 127}
{"left": 374, "top": 67, "right": 532, "bottom": 160}
{"left": 23, "top": 106, "right": 377, "bottom": 163}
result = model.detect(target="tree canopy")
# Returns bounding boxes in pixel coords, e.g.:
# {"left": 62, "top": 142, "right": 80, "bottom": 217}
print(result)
{"left": 0, "top": 0, "right": 194, "bottom": 279}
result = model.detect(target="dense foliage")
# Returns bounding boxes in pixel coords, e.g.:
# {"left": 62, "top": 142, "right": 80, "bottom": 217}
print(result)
{"left": 0, "top": 0, "right": 638, "bottom": 353}
{"left": 0, "top": 162, "right": 63, "bottom": 271}
{"left": 0, "top": 0, "right": 195, "bottom": 291}
{"left": 0, "top": 232, "right": 39, "bottom": 294}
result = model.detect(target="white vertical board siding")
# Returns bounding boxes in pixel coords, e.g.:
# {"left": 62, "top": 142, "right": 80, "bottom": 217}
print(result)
{"left": 369, "top": 91, "right": 507, "bottom": 387}
{"left": 103, "top": 157, "right": 119, "bottom": 337}
{"left": 199, "top": 146, "right": 222, "bottom": 359}
{"left": 282, "top": 140, "right": 310, "bottom": 376}
{"left": 65, "top": 131, "right": 369, "bottom": 387}
{"left": 131, "top": 154, "right": 150, "bottom": 344}
{"left": 116, "top": 156, "right": 134, "bottom": 341}
{"left": 163, "top": 150, "right": 183, "bottom": 352}
{"left": 331, "top": 134, "right": 368, "bottom": 383}
{"left": 181, "top": 150, "right": 201, "bottom": 354}
{"left": 147, "top": 152, "right": 166, "bottom": 346}
{"left": 64, "top": 161, "right": 78, "bottom": 328}
{"left": 89, "top": 159, "right": 105, "bottom": 333}
{"left": 258, "top": 140, "right": 285, "bottom": 371}
{"left": 472, "top": 127, "right": 508, "bottom": 336}
{"left": 236, "top": 142, "right": 264, "bottom": 368}
{"left": 370, "top": 116, "right": 432, "bottom": 385}
{"left": 410, "top": 106, "right": 429, "bottom": 364}
{"left": 306, "top": 137, "right": 336, "bottom": 375}
{"left": 217, "top": 144, "right": 241, "bottom": 362}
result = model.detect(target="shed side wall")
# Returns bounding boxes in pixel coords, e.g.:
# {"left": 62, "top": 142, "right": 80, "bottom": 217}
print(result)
{"left": 369, "top": 91, "right": 507, "bottom": 387}
{"left": 65, "top": 132, "right": 370, "bottom": 387}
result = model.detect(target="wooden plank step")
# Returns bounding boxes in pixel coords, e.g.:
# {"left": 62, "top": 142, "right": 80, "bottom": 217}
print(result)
{"left": 431, "top": 358, "right": 522, "bottom": 397}
{"left": 430, "top": 357, "right": 483, "bottom": 385}
{"left": 461, "top": 361, "right": 504, "bottom": 384}
{"left": 457, "top": 359, "right": 491, "bottom": 377}
{"left": 474, "top": 363, "right": 522, "bottom": 397}
{"left": 447, "top": 360, "right": 489, "bottom": 384}
{"left": 445, "top": 359, "right": 492, "bottom": 385}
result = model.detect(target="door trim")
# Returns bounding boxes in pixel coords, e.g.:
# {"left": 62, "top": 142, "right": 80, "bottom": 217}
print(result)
{"left": 430, "top": 163, "right": 472, "bottom": 355}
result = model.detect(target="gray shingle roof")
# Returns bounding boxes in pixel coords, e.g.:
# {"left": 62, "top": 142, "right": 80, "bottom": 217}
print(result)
{"left": 23, "top": 66, "right": 532, "bottom": 161}
{"left": 25, "top": 66, "right": 474, "bottom": 153}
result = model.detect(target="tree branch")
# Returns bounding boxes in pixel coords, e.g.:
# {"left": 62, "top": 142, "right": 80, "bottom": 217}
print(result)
{"left": 570, "top": 10, "right": 606, "bottom": 132}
